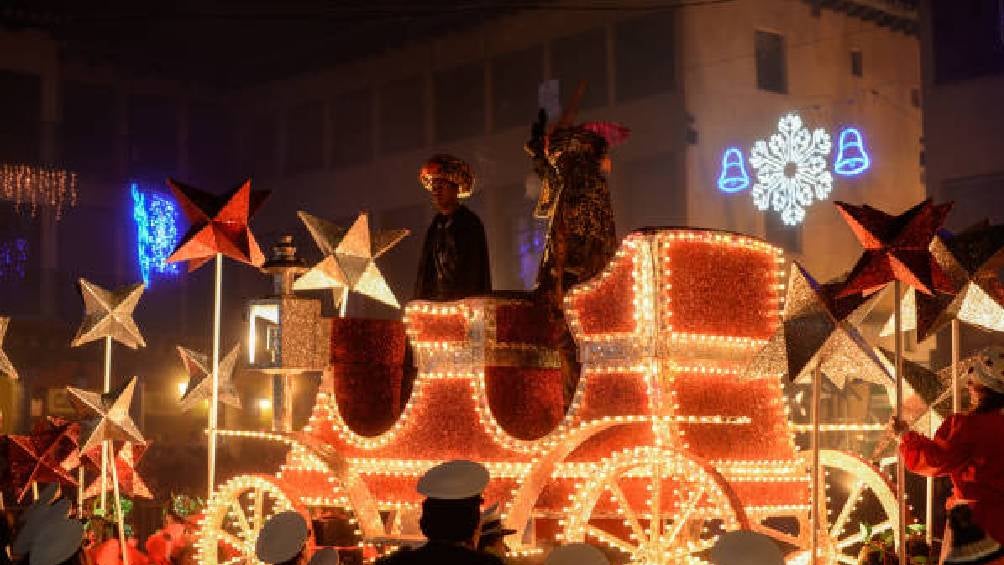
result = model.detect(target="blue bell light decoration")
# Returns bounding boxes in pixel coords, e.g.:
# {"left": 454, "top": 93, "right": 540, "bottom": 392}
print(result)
{"left": 717, "top": 146, "right": 750, "bottom": 193}
{"left": 834, "top": 127, "right": 870, "bottom": 176}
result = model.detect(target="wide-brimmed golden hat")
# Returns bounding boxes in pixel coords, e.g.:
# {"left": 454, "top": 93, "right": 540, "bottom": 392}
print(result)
{"left": 419, "top": 154, "right": 475, "bottom": 198}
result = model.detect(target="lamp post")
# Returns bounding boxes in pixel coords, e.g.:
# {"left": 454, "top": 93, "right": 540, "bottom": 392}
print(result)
{"left": 249, "top": 235, "right": 326, "bottom": 432}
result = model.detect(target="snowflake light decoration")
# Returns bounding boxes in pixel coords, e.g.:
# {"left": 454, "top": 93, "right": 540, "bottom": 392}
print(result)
{"left": 750, "top": 113, "right": 833, "bottom": 226}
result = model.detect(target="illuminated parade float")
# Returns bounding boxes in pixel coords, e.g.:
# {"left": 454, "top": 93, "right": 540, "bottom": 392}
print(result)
{"left": 195, "top": 228, "right": 906, "bottom": 565}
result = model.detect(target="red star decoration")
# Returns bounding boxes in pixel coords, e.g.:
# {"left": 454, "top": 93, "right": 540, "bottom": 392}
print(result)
{"left": 836, "top": 199, "right": 955, "bottom": 298}
{"left": 81, "top": 441, "right": 152, "bottom": 500}
{"left": 6, "top": 417, "right": 80, "bottom": 502}
{"left": 166, "top": 178, "right": 270, "bottom": 272}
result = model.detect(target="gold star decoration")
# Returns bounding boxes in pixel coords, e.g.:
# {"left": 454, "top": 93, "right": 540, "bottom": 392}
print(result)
{"left": 880, "top": 221, "right": 1004, "bottom": 340}
{"left": 746, "top": 262, "right": 892, "bottom": 389}
{"left": 66, "top": 376, "right": 145, "bottom": 454}
{"left": 71, "top": 279, "right": 146, "bottom": 349}
{"left": 176, "top": 344, "right": 242, "bottom": 412}
{"left": 293, "top": 211, "right": 409, "bottom": 309}
{"left": 0, "top": 316, "right": 17, "bottom": 379}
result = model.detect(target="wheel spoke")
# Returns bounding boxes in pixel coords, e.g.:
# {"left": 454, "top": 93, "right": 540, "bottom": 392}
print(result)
{"left": 836, "top": 520, "right": 890, "bottom": 549}
{"left": 829, "top": 481, "right": 865, "bottom": 540}
{"left": 253, "top": 487, "right": 264, "bottom": 531}
{"left": 229, "top": 499, "right": 253, "bottom": 540}
{"left": 608, "top": 480, "right": 647, "bottom": 544}
{"left": 665, "top": 486, "right": 704, "bottom": 546}
{"left": 585, "top": 524, "right": 636, "bottom": 555}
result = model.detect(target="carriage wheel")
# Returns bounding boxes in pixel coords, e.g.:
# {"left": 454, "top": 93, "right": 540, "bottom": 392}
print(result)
{"left": 563, "top": 447, "right": 747, "bottom": 565}
{"left": 197, "top": 474, "right": 305, "bottom": 565}
{"left": 788, "top": 450, "right": 900, "bottom": 565}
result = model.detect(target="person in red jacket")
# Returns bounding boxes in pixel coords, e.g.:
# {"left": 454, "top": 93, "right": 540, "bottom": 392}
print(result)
{"left": 892, "top": 344, "right": 1004, "bottom": 561}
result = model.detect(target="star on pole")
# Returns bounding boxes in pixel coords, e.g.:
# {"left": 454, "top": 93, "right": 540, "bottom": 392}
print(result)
{"left": 293, "top": 211, "right": 409, "bottom": 308}
{"left": 7, "top": 417, "right": 81, "bottom": 502}
{"left": 82, "top": 442, "right": 152, "bottom": 500}
{"left": 0, "top": 316, "right": 17, "bottom": 379}
{"left": 66, "top": 376, "right": 145, "bottom": 454}
{"left": 176, "top": 344, "right": 242, "bottom": 411}
{"left": 835, "top": 199, "right": 954, "bottom": 298}
{"left": 746, "top": 262, "right": 892, "bottom": 389}
{"left": 165, "top": 178, "right": 270, "bottom": 271}
{"left": 880, "top": 220, "right": 1004, "bottom": 340}
{"left": 71, "top": 279, "right": 146, "bottom": 349}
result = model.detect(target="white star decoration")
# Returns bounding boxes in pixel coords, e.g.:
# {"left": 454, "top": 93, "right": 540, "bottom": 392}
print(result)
{"left": 294, "top": 211, "right": 409, "bottom": 309}
{"left": 71, "top": 278, "right": 146, "bottom": 349}
{"left": 750, "top": 113, "right": 833, "bottom": 226}
{"left": 176, "top": 344, "right": 242, "bottom": 411}
{"left": 66, "top": 376, "right": 145, "bottom": 454}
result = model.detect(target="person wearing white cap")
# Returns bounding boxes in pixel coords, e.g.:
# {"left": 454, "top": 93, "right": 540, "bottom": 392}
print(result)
{"left": 255, "top": 511, "right": 310, "bottom": 565}
{"left": 11, "top": 490, "right": 85, "bottom": 565}
{"left": 708, "top": 531, "right": 783, "bottom": 565}
{"left": 377, "top": 460, "right": 503, "bottom": 565}
{"left": 476, "top": 503, "right": 517, "bottom": 559}
{"left": 544, "top": 543, "right": 608, "bottom": 565}
{"left": 891, "top": 344, "right": 1004, "bottom": 555}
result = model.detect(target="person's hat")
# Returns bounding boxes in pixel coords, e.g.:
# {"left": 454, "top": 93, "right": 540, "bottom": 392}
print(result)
{"left": 479, "top": 502, "right": 517, "bottom": 538}
{"left": 416, "top": 460, "right": 489, "bottom": 500}
{"left": 13, "top": 496, "right": 72, "bottom": 557}
{"left": 29, "top": 517, "right": 83, "bottom": 565}
{"left": 545, "top": 543, "right": 609, "bottom": 565}
{"left": 418, "top": 154, "right": 475, "bottom": 198}
{"left": 962, "top": 345, "right": 1004, "bottom": 394}
{"left": 307, "top": 548, "right": 340, "bottom": 565}
{"left": 255, "top": 511, "right": 309, "bottom": 564}
{"left": 709, "top": 531, "right": 784, "bottom": 565}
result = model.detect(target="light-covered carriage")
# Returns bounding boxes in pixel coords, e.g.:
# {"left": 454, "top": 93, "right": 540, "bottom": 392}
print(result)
{"left": 198, "top": 228, "right": 899, "bottom": 565}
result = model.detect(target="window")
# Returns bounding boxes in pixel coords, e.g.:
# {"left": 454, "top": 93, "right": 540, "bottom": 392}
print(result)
{"left": 331, "top": 87, "right": 372, "bottom": 168}
{"left": 764, "top": 211, "right": 801, "bottom": 253}
{"left": 379, "top": 75, "right": 425, "bottom": 154}
{"left": 615, "top": 11, "right": 675, "bottom": 102}
{"left": 128, "top": 94, "right": 178, "bottom": 181}
{"left": 434, "top": 62, "right": 485, "bottom": 143}
{"left": 850, "top": 49, "right": 863, "bottom": 77}
{"left": 62, "top": 81, "right": 116, "bottom": 179}
{"left": 941, "top": 172, "right": 1004, "bottom": 230}
{"left": 551, "top": 28, "right": 608, "bottom": 111}
{"left": 285, "top": 100, "right": 324, "bottom": 175}
{"left": 933, "top": 0, "right": 1004, "bottom": 82}
{"left": 0, "top": 70, "right": 40, "bottom": 163}
{"left": 492, "top": 45, "right": 543, "bottom": 131}
{"left": 755, "top": 30, "right": 787, "bottom": 94}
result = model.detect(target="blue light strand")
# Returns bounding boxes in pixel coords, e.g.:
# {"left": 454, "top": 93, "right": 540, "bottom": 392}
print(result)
{"left": 131, "top": 183, "right": 180, "bottom": 287}
{"left": 0, "top": 238, "right": 28, "bottom": 280}
{"left": 717, "top": 146, "right": 750, "bottom": 193}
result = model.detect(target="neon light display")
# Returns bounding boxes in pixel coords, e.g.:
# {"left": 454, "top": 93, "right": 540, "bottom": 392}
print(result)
{"left": 717, "top": 147, "right": 750, "bottom": 193}
{"left": 750, "top": 113, "right": 833, "bottom": 226}
{"left": 131, "top": 183, "right": 180, "bottom": 287}
{"left": 833, "top": 127, "right": 871, "bottom": 176}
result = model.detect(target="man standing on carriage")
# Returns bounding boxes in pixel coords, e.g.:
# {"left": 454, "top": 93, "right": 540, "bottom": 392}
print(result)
{"left": 414, "top": 154, "right": 492, "bottom": 301}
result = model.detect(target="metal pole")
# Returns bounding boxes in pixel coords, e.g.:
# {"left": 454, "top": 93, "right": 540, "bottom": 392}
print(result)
{"left": 101, "top": 335, "right": 112, "bottom": 513}
{"left": 110, "top": 453, "right": 130, "bottom": 565}
{"left": 208, "top": 253, "right": 222, "bottom": 500}
{"left": 811, "top": 363, "right": 822, "bottom": 565}
{"left": 338, "top": 286, "right": 349, "bottom": 318}
{"left": 951, "top": 319, "right": 960, "bottom": 413}
{"left": 895, "top": 280, "right": 907, "bottom": 565}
